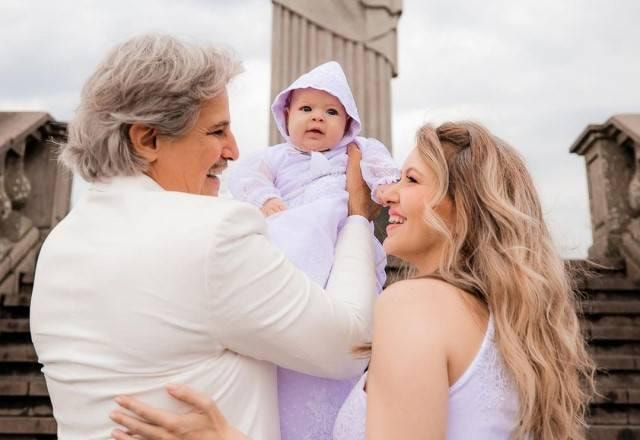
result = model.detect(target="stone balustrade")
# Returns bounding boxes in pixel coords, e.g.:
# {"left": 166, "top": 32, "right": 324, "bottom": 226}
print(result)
{"left": 0, "top": 112, "right": 71, "bottom": 439}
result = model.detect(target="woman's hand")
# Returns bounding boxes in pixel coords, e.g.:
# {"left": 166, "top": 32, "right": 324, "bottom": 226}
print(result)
{"left": 347, "top": 143, "right": 381, "bottom": 220}
{"left": 110, "top": 384, "right": 248, "bottom": 440}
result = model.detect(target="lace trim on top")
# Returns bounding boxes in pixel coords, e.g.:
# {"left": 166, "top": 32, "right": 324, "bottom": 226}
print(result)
{"left": 449, "top": 314, "right": 514, "bottom": 412}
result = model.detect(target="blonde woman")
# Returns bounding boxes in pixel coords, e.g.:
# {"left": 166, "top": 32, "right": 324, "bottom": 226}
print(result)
{"left": 111, "top": 122, "right": 595, "bottom": 440}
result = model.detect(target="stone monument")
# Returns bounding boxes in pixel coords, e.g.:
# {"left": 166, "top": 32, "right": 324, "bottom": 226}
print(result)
{"left": 270, "top": 0, "right": 402, "bottom": 149}
{"left": 571, "top": 114, "right": 640, "bottom": 439}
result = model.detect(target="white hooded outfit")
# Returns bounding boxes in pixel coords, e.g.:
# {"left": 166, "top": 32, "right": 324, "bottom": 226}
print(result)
{"left": 228, "top": 61, "right": 399, "bottom": 290}
{"left": 227, "top": 62, "right": 400, "bottom": 440}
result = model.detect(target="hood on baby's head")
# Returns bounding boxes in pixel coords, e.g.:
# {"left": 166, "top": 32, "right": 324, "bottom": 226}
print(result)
{"left": 271, "top": 61, "right": 361, "bottom": 147}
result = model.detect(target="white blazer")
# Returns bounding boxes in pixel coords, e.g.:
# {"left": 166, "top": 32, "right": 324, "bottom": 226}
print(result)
{"left": 30, "top": 174, "right": 377, "bottom": 440}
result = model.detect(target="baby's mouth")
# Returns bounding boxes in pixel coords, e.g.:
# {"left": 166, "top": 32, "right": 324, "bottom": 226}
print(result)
{"left": 306, "top": 128, "right": 324, "bottom": 135}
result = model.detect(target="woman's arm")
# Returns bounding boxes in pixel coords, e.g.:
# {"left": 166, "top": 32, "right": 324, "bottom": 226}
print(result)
{"left": 365, "top": 279, "right": 450, "bottom": 439}
{"left": 208, "top": 144, "right": 379, "bottom": 379}
{"left": 110, "top": 278, "right": 454, "bottom": 440}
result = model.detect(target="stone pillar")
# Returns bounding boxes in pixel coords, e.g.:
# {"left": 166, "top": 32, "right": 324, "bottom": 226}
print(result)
{"left": 571, "top": 114, "right": 640, "bottom": 281}
{"left": 0, "top": 112, "right": 71, "bottom": 437}
{"left": 270, "top": 0, "right": 402, "bottom": 151}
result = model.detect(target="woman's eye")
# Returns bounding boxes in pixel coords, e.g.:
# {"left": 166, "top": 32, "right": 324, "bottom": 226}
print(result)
{"left": 300, "top": 106, "right": 312, "bottom": 112}
{"left": 208, "top": 129, "right": 225, "bottom": 137}
{"left": 406, "top": 175, "right": 417, "bottom": 183}
{"left": 327, "top": 109, "right": 338, "bottom": 116}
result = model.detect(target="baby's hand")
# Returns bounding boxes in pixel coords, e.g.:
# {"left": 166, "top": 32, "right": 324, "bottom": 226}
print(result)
{"left": 261, "top": 198, "right": 287, "bottom": 217}
{"left": 374, "top": 184, "right": 393, "bottom": 203}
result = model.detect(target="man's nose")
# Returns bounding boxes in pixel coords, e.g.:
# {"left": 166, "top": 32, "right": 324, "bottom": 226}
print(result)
{"left": 224, "top": 130, "right": 239, "bottom": 160}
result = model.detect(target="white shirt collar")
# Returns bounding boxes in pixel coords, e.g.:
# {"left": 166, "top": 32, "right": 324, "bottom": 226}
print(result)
{"left": 88, "top": 173, "right": 165, "bottom": 193}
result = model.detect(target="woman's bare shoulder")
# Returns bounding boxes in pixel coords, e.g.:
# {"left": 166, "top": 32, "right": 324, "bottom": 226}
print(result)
{"left": 375, "top": 278, "right": 485, "bottom": 339}
{"left": 378, "top": 278, "right": 467, "bottom": 313}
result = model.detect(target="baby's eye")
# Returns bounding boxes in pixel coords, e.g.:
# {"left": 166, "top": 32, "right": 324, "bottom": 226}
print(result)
{"left": 327, "top": 108, "right": 339, "bottom": 116}
{"left": 300, "top": 106, "right": 312, "bottom": 112}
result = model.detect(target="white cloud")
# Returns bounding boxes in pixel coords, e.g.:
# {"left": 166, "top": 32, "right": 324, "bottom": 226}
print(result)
{"left": 2, "top": 0, "right": 638, "bottom": 258}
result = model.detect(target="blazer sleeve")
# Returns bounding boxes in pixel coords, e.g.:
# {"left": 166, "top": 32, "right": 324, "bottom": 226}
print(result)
{"left": 205, "top": 203, "right": 376, "bottom": 379}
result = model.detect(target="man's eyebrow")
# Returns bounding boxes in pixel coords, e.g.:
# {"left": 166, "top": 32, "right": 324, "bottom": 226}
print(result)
{"left": 207, "top": 121, "right": 229, "bottom": 131}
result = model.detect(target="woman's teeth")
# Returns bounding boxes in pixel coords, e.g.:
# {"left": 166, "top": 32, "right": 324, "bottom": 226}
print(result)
{"left": 388, "top": 215, "right": 405, "bottom": 224}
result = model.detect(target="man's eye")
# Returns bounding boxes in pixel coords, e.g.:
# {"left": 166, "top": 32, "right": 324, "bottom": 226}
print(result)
{"left": 300, "top": 106, "right": 312, "bottom": 112}
{"left": 327, "top": 109, "right": 339, "bottom": 116}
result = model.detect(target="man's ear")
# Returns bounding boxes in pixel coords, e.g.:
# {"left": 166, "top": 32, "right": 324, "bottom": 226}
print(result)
{"left": 129, "top": 124, "right": 158, "bottom": 162}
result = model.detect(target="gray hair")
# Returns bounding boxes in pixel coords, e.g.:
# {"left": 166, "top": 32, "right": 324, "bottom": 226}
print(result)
{"left": 60, "top": 33, "right": 243, "bottom": 181}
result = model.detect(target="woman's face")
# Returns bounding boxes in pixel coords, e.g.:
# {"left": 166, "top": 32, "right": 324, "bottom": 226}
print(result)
{"left": 148, "top": 90, "right": 239, "bottom": 196}
{"left": 381, "top": 147, "right": 455, "bottom": 272}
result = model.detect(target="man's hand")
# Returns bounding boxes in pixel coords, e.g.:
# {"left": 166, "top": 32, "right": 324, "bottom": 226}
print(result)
{"left": 347, "top": 143, "right": 381, "bottom": 220}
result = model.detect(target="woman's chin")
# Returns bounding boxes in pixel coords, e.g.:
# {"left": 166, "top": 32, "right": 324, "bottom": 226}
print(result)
{"left": 382, "top": 237, "right": 399, "bottom": 257}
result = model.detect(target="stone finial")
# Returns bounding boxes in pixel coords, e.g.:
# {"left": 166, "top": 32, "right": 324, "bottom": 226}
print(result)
{"left": 571, "top": 114, "right": 640, "bottom": 281}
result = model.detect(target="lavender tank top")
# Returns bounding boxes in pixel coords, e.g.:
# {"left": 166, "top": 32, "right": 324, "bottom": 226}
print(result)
{"left": 332, "top": 315, "right": 522, "bottom": 439}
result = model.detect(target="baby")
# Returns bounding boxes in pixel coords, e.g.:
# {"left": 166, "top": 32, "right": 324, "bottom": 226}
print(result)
{"left": 227, "top": 61, "right": 399, "bottom": 440}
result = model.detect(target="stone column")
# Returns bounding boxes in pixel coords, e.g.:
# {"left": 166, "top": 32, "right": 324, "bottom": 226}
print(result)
{"left": 571, "top": 114, "right": 640, "bottom": 281}
{"left": 0, "top": 112, "right": 71, "bottom": 436}
{"left": 270, "top": 0, "right": 402, "bottom": 151}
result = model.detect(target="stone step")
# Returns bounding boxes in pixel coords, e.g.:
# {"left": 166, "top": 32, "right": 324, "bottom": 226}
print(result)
{"left": 582, "top": 300, "right": 640, "bottom": 315}
{"left": 1, "top": 291, "right": 31, "bottom": 308}
{"left": 593, "top": 387, "right": 640, "bottom": 404}
{"left": 0, "top": 376, "right": 48, "bottom": 396}
{"left": 588, "top": 425, "right": 640, "bottom": 440}
{"left": 593, "top": 354, "right": 640, "bottom": 370}
{"left": 596, "top": 370, "right": 640, "bottom": 388}
{"left": 0, "top": 344, "right": 37, "bottom": 363}
{"left": 0, "top": 417, "right": 56, "bottom": 435}
{"left": 585, "top": 325, "right": 640, "bottom": 341}
{"left": 0, "top": 319, "right": 30, "bottom": 334}
{"left": 588, "top": 405, "right": 634, "bottom": 425}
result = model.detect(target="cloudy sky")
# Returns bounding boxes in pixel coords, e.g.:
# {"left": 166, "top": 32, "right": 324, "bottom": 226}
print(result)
{"left": 1, "top": 0, "right": 639, "bottom": 258}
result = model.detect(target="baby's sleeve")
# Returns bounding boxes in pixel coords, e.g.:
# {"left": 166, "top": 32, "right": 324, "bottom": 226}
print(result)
{"left": 227, "top": 148, "right": 282, "bottom": 207}
{"left": 357, "top": 137, "right": 401, "bottom": 203}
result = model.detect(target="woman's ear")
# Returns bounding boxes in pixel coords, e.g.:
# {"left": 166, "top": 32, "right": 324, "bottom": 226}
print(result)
{"left": 129, "top": 124, "right": 158, "bottom": 162}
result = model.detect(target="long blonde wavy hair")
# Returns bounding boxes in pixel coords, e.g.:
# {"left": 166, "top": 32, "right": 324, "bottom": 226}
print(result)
{"left": 409, "top": 122, "right": 595, "bottom": 439}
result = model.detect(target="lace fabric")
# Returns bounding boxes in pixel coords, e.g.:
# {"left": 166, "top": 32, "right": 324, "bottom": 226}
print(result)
{"left": 332, "top": 315, "right": 521, "bottom": 440}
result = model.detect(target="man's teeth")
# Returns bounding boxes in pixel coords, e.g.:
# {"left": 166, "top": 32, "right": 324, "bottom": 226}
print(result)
{"left": 389, "top": 215, "right": 405, "bottom": 224}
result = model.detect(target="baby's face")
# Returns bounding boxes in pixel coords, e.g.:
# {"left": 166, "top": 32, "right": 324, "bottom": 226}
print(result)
{"left": 286, "top": 88, "right": 348, "bottom": 152}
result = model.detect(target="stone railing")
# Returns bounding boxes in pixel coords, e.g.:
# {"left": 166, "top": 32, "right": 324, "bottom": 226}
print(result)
{"left": 571, "top": 113, "right": 640, "bottom": 439}
{"left": 0, "top": 112, "right": 71, "bottom": 438}
{"left": 571, "top": 114, "right": 640, "bottom": 283}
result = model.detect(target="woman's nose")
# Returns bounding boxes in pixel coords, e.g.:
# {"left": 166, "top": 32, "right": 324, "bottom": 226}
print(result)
{"left": 379, "top": 182, "right": 399, "bottom": 207}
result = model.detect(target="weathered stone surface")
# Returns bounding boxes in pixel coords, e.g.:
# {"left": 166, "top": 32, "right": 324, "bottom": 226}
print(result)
{"left": 0, "top": 113, "right": 69, "bottom": 437}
